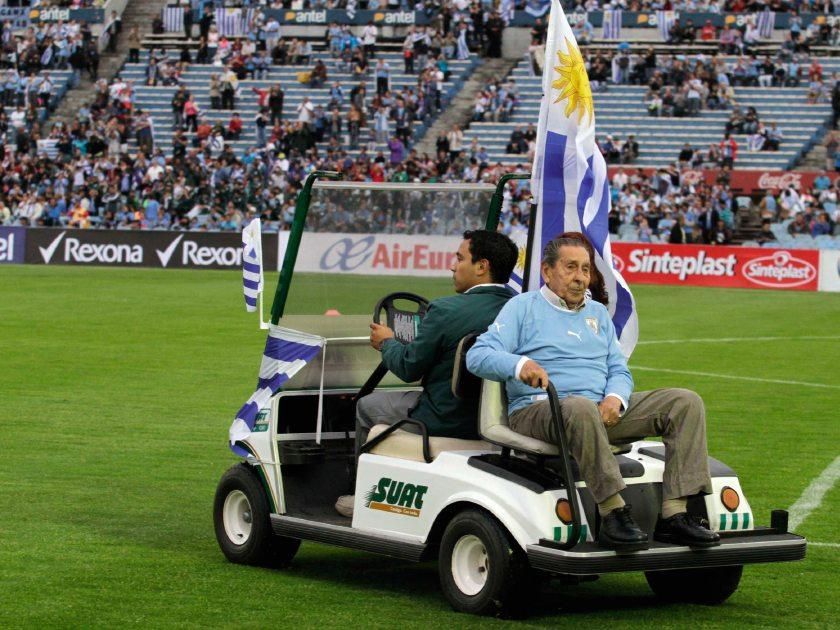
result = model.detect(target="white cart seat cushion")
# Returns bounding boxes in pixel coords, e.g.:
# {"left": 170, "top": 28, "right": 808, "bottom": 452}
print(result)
{"left": 478, "top": 380, "right": 560, "bottom": 455}
{"left": 366, "top": 424, "right": 493, "bottom": 463}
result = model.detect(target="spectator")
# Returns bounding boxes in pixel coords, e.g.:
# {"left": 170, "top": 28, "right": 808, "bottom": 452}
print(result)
{"left": 787, "top": 213, "right": 809, "bottom": 235}
{"left": 621, "top": 134, "right": 639, "bottom": 164}
{"left": 719, "top": 133, "right": 738, "bottom": 168}
{"left": 811, "top": 212, "right": 832, "bottom": 237}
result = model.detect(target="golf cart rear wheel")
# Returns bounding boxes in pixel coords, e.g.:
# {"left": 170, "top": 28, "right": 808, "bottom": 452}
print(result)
{"left": 213, "top": 464, "right": 300, "bottom": 568}
{"left": 439, "top": 509, "right": 533, "bottom": 616}
{"left": 645, "top": 565, "right": 743, "bottom": 604}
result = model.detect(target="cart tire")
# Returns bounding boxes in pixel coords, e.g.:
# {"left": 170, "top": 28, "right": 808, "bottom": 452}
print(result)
{"left": 214, "top": 464, "right": 300, "bottom": 568}
{"left": 438, "top": 508, "right": 533, "bottom": 616}
{"left": 645, "top": 565, "right": 743, "bottom": 604}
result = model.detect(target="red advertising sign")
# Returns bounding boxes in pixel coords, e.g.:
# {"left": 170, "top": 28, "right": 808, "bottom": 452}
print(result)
{"left": 607, "top": 167, "right": 835, "bottom": 193}
{"left": 611, "top": 243, "right": 820, "bottom": 291}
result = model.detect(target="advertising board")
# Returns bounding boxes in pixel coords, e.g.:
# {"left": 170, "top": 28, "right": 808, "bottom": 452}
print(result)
{"left": 23, "top": 228, "right": 277, "bottom": 270}
{"left": 0, "top": 226, "right": 26, "bottom": 264}
{"left": 291, "top": 232, "right": 461, "bottom": 277}
{"left": 818, "top": 250, "right": 840, "bottom": 293}
{"left": 611, "top": 243, "right": 820, "bottom": 291}
{"left": 606, "top": 167, "right": 835, "bottom": 193}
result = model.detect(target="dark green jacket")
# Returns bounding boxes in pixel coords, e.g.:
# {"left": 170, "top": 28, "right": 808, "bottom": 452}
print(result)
{"left": 380, "top": 285, "right": 515, "bottom": 439}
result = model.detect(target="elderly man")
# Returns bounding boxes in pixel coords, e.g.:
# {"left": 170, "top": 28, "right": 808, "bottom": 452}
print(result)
{"left": 467, "top": 234, "right": 720, "bottom": 551}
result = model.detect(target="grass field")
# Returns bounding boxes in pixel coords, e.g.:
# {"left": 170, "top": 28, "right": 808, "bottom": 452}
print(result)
{"left": 1, "top": 265, "right": 838, "bottom": 628}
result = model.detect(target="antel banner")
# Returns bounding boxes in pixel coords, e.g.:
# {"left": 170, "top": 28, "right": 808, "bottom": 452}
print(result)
{"left": 607, "top": 168, "right": 834, "bottom": 193}
{"left": 290, "top": 232, "right": 460, "bottom": 277}
{"left": 23, "top": 228, "right": 277, "bottom": 270}
{"left": 611, "top": 243, "right": 820, "bottom": 291}
{"left": 0, "top": 226, "right": 26, "bottom": 264}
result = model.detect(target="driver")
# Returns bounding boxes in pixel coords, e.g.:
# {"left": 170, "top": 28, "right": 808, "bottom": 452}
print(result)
{"left": 335, "top": 229, "right": 518, "bottom": 517}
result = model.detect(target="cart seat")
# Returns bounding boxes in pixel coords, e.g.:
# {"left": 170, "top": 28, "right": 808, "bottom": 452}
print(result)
{"left": 478, "top": 380, "right": 633, "bottom": 457}
{"left": 479, "top": 380, "right": 561, "bottom": 455}
{"left": 366, "top": 424, "right": 493, "bottom": 463}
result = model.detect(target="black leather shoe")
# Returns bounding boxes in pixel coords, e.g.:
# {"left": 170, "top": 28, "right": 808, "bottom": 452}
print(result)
{"left": 598, "top": 505, "right": 650, "bottom": 551}
{"left": 654, "top": 513, "right": 721, "bottom": 548}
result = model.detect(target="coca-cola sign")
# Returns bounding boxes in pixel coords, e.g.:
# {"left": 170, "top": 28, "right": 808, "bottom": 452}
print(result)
{"left": 741, "top": 251, "right": 817, "bottom": 288}
{"left": 756, "top": 172, "right": 804, "bottom": 191}
{"left": 607, "top": 168, "right": 833, "bottom": 193}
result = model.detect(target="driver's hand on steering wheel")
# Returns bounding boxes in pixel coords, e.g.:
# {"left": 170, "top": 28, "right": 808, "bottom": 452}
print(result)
{"left": 370, "top": 323, "right": 395, "bottom": 351}
{"left": 519, "top": 359, "right": 550, "bottom": 389}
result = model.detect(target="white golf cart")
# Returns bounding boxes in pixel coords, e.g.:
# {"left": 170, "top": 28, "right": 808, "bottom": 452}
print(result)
{"left": 213, "top": 173, "right": 806, "bottom": 616}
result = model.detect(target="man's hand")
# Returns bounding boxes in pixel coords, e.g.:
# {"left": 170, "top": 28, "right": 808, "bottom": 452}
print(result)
{"left": 369, "top": 323, "right": 395, "bottom": 351}
{"left": 598, "top": 397, "right": 622, "bottom": 427}
{"left": 519, "top": 359, "right": 550, "bottom": 389}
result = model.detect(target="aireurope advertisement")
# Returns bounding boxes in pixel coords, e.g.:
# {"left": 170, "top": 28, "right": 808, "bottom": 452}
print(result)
{"left": 611, "top": 243, "right": 820, "bottom": 291}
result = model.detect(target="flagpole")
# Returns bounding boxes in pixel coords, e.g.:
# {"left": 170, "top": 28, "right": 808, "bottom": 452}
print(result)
{"left": 521, "top": 201, "right": 539, "bottom": 290}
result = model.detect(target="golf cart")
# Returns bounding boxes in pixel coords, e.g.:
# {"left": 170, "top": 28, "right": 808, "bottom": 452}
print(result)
{"left": 214, "top": 173, "right": 806, "bottom": 616}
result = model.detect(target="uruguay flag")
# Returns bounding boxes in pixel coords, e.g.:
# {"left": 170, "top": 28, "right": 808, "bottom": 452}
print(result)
{"left": 229, "top": 326, "right": 325, "bottom": 456}
{"left": 528, "top": 0, "right": 638, "bottom": 357}
{"left": 242, "top": 218, "right": 262, "bottom": 312}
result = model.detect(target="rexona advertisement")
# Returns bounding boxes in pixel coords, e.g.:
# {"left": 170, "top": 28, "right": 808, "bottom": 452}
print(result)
{"left": 611, "top": 243, "right": 820, "bottom": 291}
{"left": 365, "top": 477, "right": 429, "bottom": 518}
{"left": 293, "top": 233, "right": 461, "bottom": 277}
{"left": 23, "top": 229, "right": 277, "bottom": 270}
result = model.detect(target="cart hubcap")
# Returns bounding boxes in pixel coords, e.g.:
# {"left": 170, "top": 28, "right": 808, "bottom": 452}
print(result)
{"left": 451, "top": 535, "right": 489, "bottom": 596}
{"left": 223, "top": 490, "right": 253, "bottom": 545}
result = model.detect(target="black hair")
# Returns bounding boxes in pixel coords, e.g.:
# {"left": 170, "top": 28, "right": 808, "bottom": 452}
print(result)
{"left": 462, "top": 229, "right": 518, "bottom": 284}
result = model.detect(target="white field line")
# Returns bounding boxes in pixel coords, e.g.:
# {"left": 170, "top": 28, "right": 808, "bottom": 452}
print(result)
{"left": 637, "top": 335, "right": 840, "bottom": 346}
{"left": 630, "top": 366, "right": 840, "bottom": 390}
{"left": 789, "top": 455, "right": 840, "bottom": 531}
{"left": 809, "top": 542, "right": 840, "bottom": 549}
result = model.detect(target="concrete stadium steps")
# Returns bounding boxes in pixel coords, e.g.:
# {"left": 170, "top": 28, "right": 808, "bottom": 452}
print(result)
{"left": 122, "top": 53, "right": 481, "bottom": 155}
{"left": 463, "top": 56, "right": 837, "bottom": 170}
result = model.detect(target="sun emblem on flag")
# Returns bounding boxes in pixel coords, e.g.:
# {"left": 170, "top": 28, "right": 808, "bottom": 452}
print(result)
{"left": 551, "top": 37, "right": 594, "bottom": 126}
{"left": 516, "top": 246, "right": 526, "bottom": 270}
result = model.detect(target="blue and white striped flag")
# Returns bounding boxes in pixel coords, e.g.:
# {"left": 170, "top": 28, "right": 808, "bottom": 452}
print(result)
{"left": 163, "top": 7, "right": 184, "bottom": 33}
{"left": 524, "top": 0, "right": 551, "bottom": 18}
{"left": 757, "top": 10, "right": 775, "bottom": 39}
{"left": 528, "top": 0, "right": 638, "bottom": 357}
{"left": 602, "top": 9, "right": 622, "bottom": 40}
{"left": 242, "top": 218, "right": 263, "bottom": 312}
{"left": 229, "top": 326, "right": 325, "bottom": 456}
{"left": 657, "top": 10, "right": 677, "bottom": 42}
{"left": 500, "top": 0, "right": 515, "bottom": 25}
{"left": 216, "top": 8, "right": 243, "bottom": 37}
{"left": 456, "top": 28, "right": 470, "bottom": 60}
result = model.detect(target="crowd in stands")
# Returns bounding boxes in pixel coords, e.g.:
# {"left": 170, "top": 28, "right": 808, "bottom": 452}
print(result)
{"left": 608, "top": 165, "right": 839, "bottom": 246}
{"left": 2, "top": 0, "right": 839, "bottom": 242}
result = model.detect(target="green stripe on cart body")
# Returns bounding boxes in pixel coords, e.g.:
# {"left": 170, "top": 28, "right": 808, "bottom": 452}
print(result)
{"left": 742, "top": 512, "right": 750, "bottom": 529}
{"left": 579, "top": 524, "right": 588, "bottom": 542}
{"left": 720, "top": 513, "right": 727, "bottom": 531}
{"left": 732, "top": 513, "right": 739, "bottom": 529}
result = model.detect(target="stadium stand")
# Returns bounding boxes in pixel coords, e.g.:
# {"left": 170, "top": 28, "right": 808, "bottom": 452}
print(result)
{"left": 465, "top": 54, "right": 838, "bottom": 170}
{"left": 0, "top": 2, "right": 838, "bottom": 248}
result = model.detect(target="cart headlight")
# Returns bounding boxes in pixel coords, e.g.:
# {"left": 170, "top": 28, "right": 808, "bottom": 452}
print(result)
{"left": 721, "top": 486, "right": 740, "bottom": 512}
{"left": 555, "top": 499, "right": 573, "bottom": 524}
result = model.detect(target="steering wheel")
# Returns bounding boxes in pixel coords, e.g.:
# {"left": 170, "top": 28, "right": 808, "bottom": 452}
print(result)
{"left": 354, "top": 292, "right": 430, "bottom": 401}
{"left": 372, "top": 292, "right": 430, "bottom": 344}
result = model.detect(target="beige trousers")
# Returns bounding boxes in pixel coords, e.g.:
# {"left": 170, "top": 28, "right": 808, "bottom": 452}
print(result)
{"left": 509, "top": 388, "right": 713, "bottom": 504}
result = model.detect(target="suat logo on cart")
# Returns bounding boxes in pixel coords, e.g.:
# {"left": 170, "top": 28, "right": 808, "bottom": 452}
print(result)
{"left": 365, "top": 477, "right": 428, "bottom": 517}
{"left": 742, "top": 251, "right": 816, "bottom": 288}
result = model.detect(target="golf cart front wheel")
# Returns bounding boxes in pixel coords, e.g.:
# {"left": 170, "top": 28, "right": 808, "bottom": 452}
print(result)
{"left": 439, "top": 509, "right": 533, "bottom": 616}
{"left": 645, "top": 565, "right": 743, "bottom": 604}
{"left": 213, "top": 463, "right": 300, "bottom": 568}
